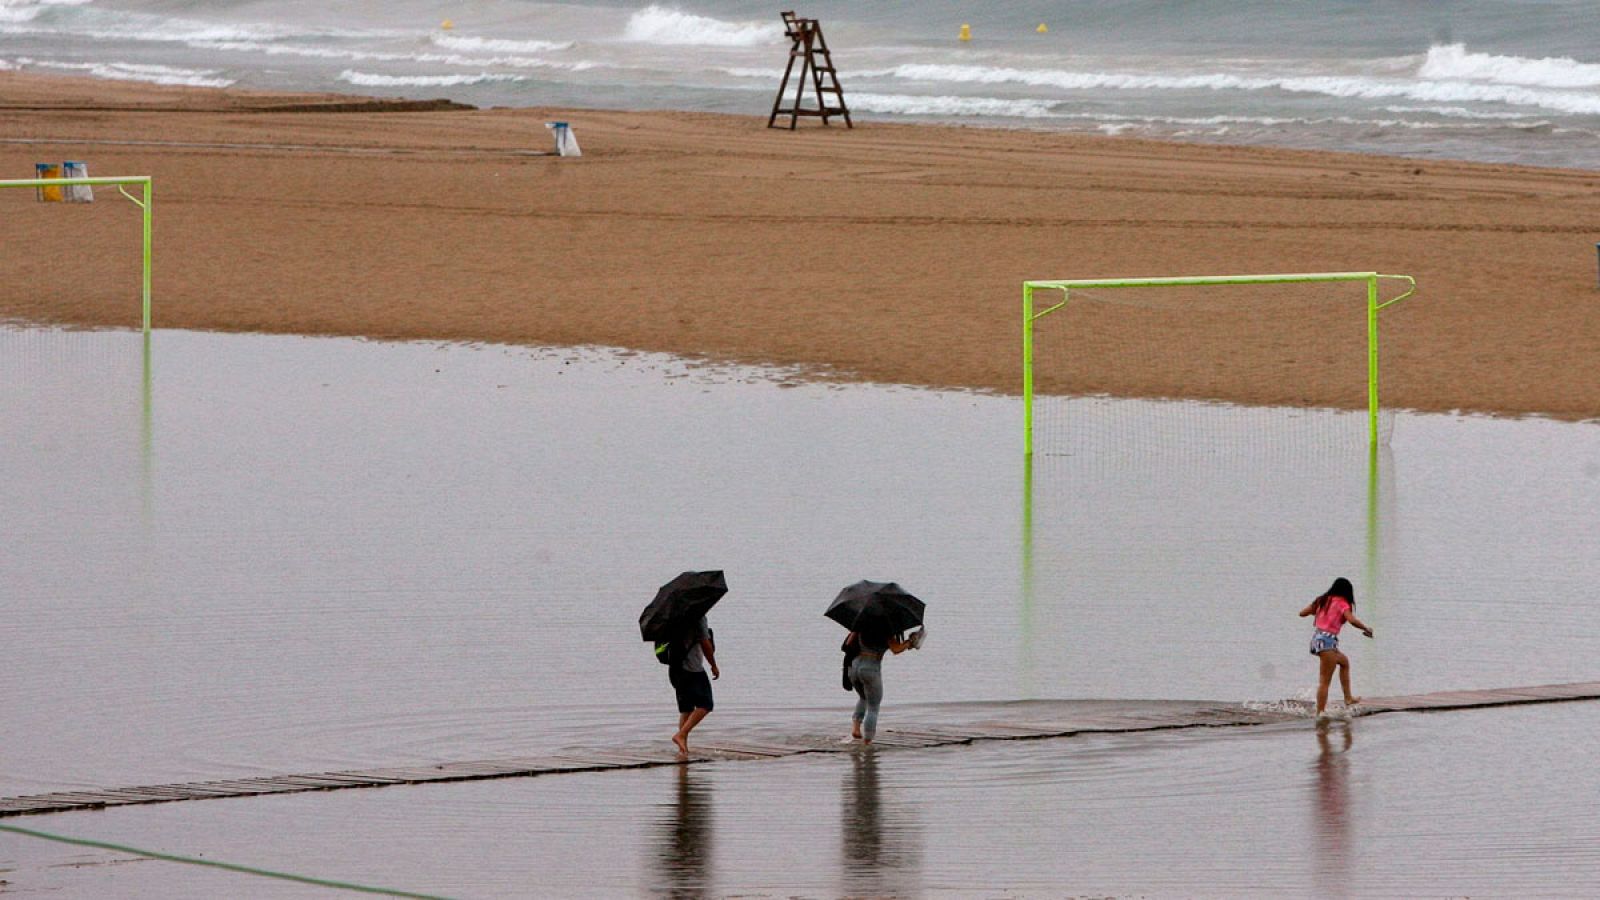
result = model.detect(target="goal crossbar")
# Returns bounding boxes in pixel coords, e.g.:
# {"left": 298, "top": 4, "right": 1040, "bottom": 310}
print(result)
{"left": 0, "top": 176, "right": 153, "bottom": 334}
{"left": 1023, "top": 272, "right": 1417, "bottom": 454}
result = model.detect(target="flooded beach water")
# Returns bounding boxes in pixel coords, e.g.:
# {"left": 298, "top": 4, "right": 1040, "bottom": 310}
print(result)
{"left": 4, "top": 326, "right": 1599, "bottom": 896}
{"left": 12, "top": 703, "right": 1600, "bottom": 897}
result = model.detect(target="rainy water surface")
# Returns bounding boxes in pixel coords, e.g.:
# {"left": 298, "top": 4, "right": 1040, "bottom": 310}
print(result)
{"left": 3, "top": 327, "right": 1599, "bottom": 896}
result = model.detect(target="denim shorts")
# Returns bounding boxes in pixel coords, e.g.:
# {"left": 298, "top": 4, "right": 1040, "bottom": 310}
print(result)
{"left": 1309, "top": 630, "right": 1339, "bottom": 655}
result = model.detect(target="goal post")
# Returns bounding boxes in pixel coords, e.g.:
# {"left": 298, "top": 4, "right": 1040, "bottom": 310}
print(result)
{"left": 0, "top": 176, "right": 152, "bottom": 334}
{"left": 1022, "top": 271, "right": 1416, "bottom": 455}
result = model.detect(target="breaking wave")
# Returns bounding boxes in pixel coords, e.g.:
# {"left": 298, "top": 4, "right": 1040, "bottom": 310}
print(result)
{"left": 849, "top": 92, "right": 1058, "bottom": 118}
{"left": 10, "top": 56, "right": 233, "bottom": 87}
{"left": 0, "top": 0, "right": 92, "bottom": 25}
{"left": 337, "top": 69, "right": 526, "bottom": 87}
{"left": 621, "top": 5, "right": 781, "bottom": 47}
{"left": 194, "top": 40, "right": 602, "bottom": 72}
{"left": 1420, "top": 42, "right": 1600, "bottom": 89}
{"left": 427, "top": 34, "right": 573, "bottom": 54}
{"left": 885, "top": 62, "right": 1600, "bottom": 116}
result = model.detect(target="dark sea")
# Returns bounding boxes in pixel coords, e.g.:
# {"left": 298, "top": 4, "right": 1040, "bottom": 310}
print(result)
{"left": 5, "top": 0, "right": 1600, "bottom": 168}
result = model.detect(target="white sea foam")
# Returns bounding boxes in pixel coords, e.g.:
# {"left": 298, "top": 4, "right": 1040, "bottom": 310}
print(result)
{"left": 1382, "top": 104, "right": 1541, "bottom": 121}
{"left": 12, "top": 56, "right": 233, "bottom": 87}
{"left": 1420, "top": 43, "right": 1600, "bottom": 89}
{"left": 0, "top": 0, "right": 91, "bottom": 21}
{"left": 621, "top": 5, "right": 781, "bottom": 47}
{"left": 337, "top": 69, "right": 525, "bottom": 87}
{"left": 0, "top": 4, "right": 390, "bottom": 45}
{"left": 428, "top": 34, "right": 573, "bottom": 54}
{"left": 0, "top": 58, "right": 15, "bottom": 70}
{"left": 1276, "top": 74, "right": 1600, "bottom": 116}
{"left": 1, "top": 15, "right": 318, "bottom": 43}
{"left": 720, "top": 66, "right": 783, "bottom": 79}
{"left": 887, "top": 62, "right": 1600, "bottom": 116}
{"left": 195, "top": 40, "right": 603, "bottom": 73}
{"left": 848, "top": 92, "right": 1057, "bottom": 119}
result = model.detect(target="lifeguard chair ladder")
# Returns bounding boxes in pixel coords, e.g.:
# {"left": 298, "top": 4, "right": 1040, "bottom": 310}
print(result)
{"left": 767, "top": 11, "right": 852, "bottom": 129}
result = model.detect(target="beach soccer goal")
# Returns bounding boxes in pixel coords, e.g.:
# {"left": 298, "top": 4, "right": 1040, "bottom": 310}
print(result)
{"left": 0, "top": 175, "right": 152, "bottom": 334}
{"left": 1022, "top": 272, "right": 1416, "bottom": 456}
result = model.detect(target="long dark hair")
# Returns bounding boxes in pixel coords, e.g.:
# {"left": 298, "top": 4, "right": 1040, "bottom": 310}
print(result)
{"left": 1313, "top": 577, "right": 1355, "bottom": 614}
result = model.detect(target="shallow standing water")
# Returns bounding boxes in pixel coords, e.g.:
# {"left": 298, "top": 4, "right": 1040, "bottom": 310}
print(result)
{"left": 4, "top": 326, "right": 1599, "bottom": 896}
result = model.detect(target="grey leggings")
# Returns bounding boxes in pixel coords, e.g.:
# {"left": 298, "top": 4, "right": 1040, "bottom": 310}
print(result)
{"left": 850, "top": 655, "right": 885, "bottom": 740}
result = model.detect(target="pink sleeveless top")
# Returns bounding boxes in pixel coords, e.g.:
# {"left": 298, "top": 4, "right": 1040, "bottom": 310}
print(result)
{"left": 1313, "top": 597, "right": 1350, "bottom": 634}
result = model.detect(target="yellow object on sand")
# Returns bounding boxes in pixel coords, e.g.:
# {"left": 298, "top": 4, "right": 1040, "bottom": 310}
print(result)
{"left": 35, "top": 163, "right": 62, "bottom": 202}
{"left": 440, "top": 19, "right": 454, "bottom": 30}
{"left": 1037, "top": 23, "right": 1048, "bottom": 33}
{"left": 959, "top": 23, "right": 971, "bottom": 41}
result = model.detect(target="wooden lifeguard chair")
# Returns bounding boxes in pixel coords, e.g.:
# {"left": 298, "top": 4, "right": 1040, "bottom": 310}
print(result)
{"left": 767, "top": 11, "right": 852, "bottom": 129}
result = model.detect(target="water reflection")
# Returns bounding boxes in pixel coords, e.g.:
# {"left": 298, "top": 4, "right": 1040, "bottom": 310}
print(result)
{"left": 1364, "top": 444, "right": 1396, "bottom": 614}
{"left": 142, "top": 329, "right": 154, "bottom": 524}
{"left": 840, "top": 750, "right": 922, "bottom": 896}
{"left": 1311, "top": 720, "right": 1354, "bottom": 894}
{"left": 648, "top": 765, "right": 714, "bottom": 899}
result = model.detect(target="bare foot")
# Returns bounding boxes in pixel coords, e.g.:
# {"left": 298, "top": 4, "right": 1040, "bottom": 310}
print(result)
{"left": 851, "top": 728, "right": 862, "bottom": 740}
{"left": 1345, "top": 697, "right": 1362, "bottom": 707}
{"left": 671, "top": 733, "right": 688, "bottom": 756}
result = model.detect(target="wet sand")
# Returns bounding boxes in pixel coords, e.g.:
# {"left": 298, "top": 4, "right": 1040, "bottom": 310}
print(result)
{"left": 4, "top": 70, "right": 1600, "bottom": 419}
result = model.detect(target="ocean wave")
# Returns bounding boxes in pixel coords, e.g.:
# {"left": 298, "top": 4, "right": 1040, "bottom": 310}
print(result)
{"left": 1100, "top": 110, "right": 1551, "bottom": 133}
{"left": 11, "top": 56, "right": 232, "bottom": 87}
{"left": 194, "top": 40, "right": 602, "bottom": 73}
{"left": 621, "top": 5, "right": 781, "bottom": 47}
{"left": 428, "top": 34, "right": 573, "bottom": 54}
{"left": 887, "top": 62, "right": 1600, "bottom": 116}
{"left": 337, "top": 69, "right": 525, "bottom": 87}
{"left": 1382, "top": 104, "right": 1541, "bottom": 121}
{"left": 0, "top": 4, "right": 388, "bottom": 44}
{"left": 0, "top": 17, "right": 317, "bottom": 43}
{"left": 0, "top": 0, "right": 91, "bottom": 24}
{"left": 0, "top": 58, "right": 15, "bottom": 70}
{"left": 720, "top": 66, "right": 782, "bottom": 79}
{"left": 849, "top": 92, "right": 1057, "bottom": 118}
{"left": 1420, "top": 43, "right": 1600, "bottom": 89}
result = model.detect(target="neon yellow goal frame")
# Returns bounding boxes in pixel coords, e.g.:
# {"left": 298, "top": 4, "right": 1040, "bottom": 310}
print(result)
{"left": 0, "top": 176, "right": 152, "bottom": 334}
{"left": 1023, "top": 272, "right": 1416, "bottom": 454}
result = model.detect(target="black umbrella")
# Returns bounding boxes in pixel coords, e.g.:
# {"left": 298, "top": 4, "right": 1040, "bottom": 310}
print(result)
{"left": 639, "top": 570, "right": 727, "bottom": 641}
{"left": 825, "top": 580, "right": 925, "bottom": 636}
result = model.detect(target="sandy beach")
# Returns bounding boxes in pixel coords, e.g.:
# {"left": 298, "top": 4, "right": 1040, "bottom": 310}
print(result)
{"left": 4, "top": 70, "right": 1599, "bottom": 419}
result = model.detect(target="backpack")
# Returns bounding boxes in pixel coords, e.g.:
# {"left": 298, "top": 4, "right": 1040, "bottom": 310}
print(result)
{"left": 654, "top": 638, "right": 684, "bottom": 667}
{"left": 840, "top": 633, "right": 860, "bottom": 691}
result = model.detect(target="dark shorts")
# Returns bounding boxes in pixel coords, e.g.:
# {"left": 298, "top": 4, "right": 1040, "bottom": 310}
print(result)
{"left": 669, "top": 667, "right": 714, "bottom": 714}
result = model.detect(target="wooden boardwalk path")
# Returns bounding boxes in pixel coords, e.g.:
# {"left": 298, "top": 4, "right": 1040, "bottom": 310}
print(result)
{"left": 3, "top": 680, "right": 1596, "bottom": 820}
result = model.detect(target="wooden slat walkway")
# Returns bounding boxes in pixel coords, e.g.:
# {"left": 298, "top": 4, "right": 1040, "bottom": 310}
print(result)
{"left": 4, "top": 680, "right": 1596, "bottom": 820}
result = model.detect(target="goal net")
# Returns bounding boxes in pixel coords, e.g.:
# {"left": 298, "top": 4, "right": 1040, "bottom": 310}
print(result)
{"left": 1022, "top": 273, "right": 1416, "bottom": 459}
{"left": 0, "top": 176, "right": 152, "bottom": 333}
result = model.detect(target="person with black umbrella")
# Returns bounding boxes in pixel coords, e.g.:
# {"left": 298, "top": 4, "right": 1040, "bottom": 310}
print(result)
{"left": 668, "top": 615, "right": 719, "bottom": 755}
{"left": 640, "top": 571, "right": 726, "bottom": 756}
{"left": 828, "top": 581, "right": 925, "bottom": 746}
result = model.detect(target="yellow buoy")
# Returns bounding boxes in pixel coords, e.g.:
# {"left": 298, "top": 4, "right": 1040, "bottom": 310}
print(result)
{"left": 959, "top": 23, "right": 971, "bottom": 42}
{"left": 1037, "top": 23, "right": 1048, "bottom": 33}
{"left": 440, "top": 19, "right": 454, "bottom": 30}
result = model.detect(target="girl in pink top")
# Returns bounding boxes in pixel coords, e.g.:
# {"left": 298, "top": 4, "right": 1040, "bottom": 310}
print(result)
{"left": 1298, "top": 577, "right": 1373, "bottom": 716}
